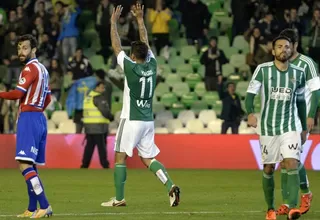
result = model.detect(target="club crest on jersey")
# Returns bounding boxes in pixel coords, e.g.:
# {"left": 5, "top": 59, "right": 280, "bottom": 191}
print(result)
{"left": 19, "top": 77, "right": 26, "bottom": 85}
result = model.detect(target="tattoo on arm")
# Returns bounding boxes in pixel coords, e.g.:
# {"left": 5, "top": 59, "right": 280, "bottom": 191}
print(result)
{"left": 137, "top": 19, "right": 149, "bottom": 47}
{"left": 110, "top": 22, "right": 122, "bottom": 56}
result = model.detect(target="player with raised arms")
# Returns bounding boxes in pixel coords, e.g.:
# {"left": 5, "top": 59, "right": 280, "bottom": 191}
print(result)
{"left": 245, "top": 36, "right": 307, "bottom": 220}
{"left": 100, "top": 3, "right": 180, "bottom": 207}
{"left": 0, "top": 34, "right": 52, "bottom": 218}
{"left": 276, "top": 28, "right": 320, "bottom": 216}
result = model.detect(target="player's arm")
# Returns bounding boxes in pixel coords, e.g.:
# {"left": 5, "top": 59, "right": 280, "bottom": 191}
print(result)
{"left": 0, "top": 68, "right": 36, "bottom": 100}
{"left": 93, "top": 95, "right": 114, "bottom": 120}
{"left": 305, "top": 61, "right": 320, "bottom": 118}
{"left": 43, "top": 93, "right": 52, "bottom": 110}
{"left": 296, "top": 74, "right": 307, "bottom": 131}
{"left": 110, "top": 6, "right": 123, "bottom": 57}
{"left": 245, "top": 66, "right": 263, "bottom": 115}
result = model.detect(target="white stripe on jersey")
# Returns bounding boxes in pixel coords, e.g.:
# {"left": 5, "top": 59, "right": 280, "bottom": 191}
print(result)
{"left": 280, "top": 72, "right": 289, "bottom": 132}
{"left": 263, "top": 67, "right": 271, "bottom": 135}
{"left": 24, "top": 84, "right": 32, "bottom": 105}
{"left": 271, "top": 70, "right": 281, "bottom": 135}
{"left": 32, "top": 63, "right": 43, "bottom": 105}
{"left": 300, "top": 55, "right": 318, "bottom": 78}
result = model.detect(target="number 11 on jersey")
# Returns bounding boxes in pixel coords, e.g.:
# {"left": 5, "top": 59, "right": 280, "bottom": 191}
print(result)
{"left": 139, "top": 77, "right": 153, "bottom": 99}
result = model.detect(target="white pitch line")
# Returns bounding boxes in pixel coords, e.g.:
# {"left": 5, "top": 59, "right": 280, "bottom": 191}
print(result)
{"left": 1, "top": 210, "right": 319, "bottom": 217}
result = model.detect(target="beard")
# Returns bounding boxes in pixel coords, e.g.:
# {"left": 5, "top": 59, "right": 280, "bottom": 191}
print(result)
{"left": 19, "top": 53, "right": 32, "bottom": 64}
{"left": 275, "top": 52, "right": 289, "bottom": 62}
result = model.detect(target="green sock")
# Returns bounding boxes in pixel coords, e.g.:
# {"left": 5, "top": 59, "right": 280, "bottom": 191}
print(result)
{"left": 287, "top": 169, "right": 300, "bottom": 208}
{"left": 298, "top": 163, "right": 310, "bottom": 194}
{"left": 114, "top": 164, "right": 126, "bottom": 201}
{"left": 281, "top": 169, "right": 289, "bottom": 204}
{"left": 149, "top": 159, "right": 173, "bottom": 192}
{"left": 262, "top": 172, "right": 275, "bottom": 210}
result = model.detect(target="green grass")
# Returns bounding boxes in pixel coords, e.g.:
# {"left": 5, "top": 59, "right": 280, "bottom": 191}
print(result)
{"left": 0, "top": 169, "right": 319, "bottom": 219}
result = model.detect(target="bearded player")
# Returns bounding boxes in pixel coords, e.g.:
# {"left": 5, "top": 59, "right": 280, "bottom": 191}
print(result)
{"left": 246, "top": 36, "right": 307, "bottom": 220}
{"left": 0, "top": 34, "right": 53, "bottom": 218}
{"left": 276, "top": 28, "right": 320, "bottom": 216}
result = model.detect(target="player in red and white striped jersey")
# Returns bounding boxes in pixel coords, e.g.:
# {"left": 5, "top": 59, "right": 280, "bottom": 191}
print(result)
{"left": 0, "top": 34, "right": 52, "bottom": 218}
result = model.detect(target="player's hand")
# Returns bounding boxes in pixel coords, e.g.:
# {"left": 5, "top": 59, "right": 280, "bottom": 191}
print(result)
{"left": 247, "top": 113, "right": 257, "bottom": 128}
{"left": 131, "top": 2, "right": 144, "bottom": 20}
{"left": 111, "top": 5, "right": 123, "bottom": 24}
{"left": 307, "top": 117, "right": 314, "bottom": 132}
{"left": 301, "top": 130, "right": 307, "bottom": 145}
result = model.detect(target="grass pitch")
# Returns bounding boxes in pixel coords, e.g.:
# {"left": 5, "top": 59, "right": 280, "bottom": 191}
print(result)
{"left": 0, "top": 169, "right": 319, "bottom": 219}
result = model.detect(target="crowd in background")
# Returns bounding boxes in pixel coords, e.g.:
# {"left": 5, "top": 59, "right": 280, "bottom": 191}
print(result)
{"left": 0, "top": 0, "right": 319, "bottom": 133}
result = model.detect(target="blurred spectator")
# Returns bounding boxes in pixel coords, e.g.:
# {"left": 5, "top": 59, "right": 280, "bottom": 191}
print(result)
{"left": 30, "top": 16, "right": 45, "bottom": 42}
{"left": 57, "top": 3, "right": 81, "bottom": 66}
{"left": 16, "top": 5, "right": 28, "bottom": 35}
{"left": 95, "top": 69, "right": 113, "bottom": 109}
{"left": 200, "top": 36, "right": 228, "bottom": 91}
{"left": 33, "top": 1, "right": 51, "bottom": 25}
{"left": 218, "top": 82, "right": 244, "bottom": 134}
{"left": 149, "top": 0, "right": 172, "bottom": 56}
{"left": 117, "top": 14, "right": 137, "bottom": 46}
{"left": 257, "top": 11, "right": 279, "bottom": 38}
{"left": 309, "top": 8, "right": 320, "bottom": 64}
{"left": 179, "top": 0, "right": 211, "bottom": 51}
{"left": 283, "top": 8, "right": 304, "bottom": 52}
{"left": 96, "top": 0, "right": 114, "bottom": 62}
{"left": 0, "top": 85, "right": 18, "bottom": 133}
{"left": 38, "top": 33, "right": 55, "bottom": 68}
{"left": 247, "top": 27, "right": 265, "bottom": 72}
{"left": 0, "top": 7, "right": 7, "bottom": 57}
{"left": 48, "top": 15, "right": 60, "bottom": 45}
{"left": 66, "top": 75, "right": 100, "bottom": 133}
{"left": 2, "top": 31, "right": 21, "bottom": 87}
{"left": 49, "top": 58, "right": 63, "bottom": 101}
{"left": 5, "top": 10, "right": 23, "bottom": 35}
{"left": 34, "top": 0, "right": 53, "bottom": 14}
{"left": 231, "top": 0, "right": 251, "bottom": 40}
{"left": 253, "top": 38, "right": 274, "bottom": 65}
{"left": 67, "top": 48, "right": 93, "bottom": 81}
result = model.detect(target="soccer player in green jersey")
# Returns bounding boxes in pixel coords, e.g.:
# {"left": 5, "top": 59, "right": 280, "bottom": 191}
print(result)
{"left": 276, "top": 28, "right": 320, "bottom": 216}
{"left": 101, "top": 4, "right": 180, "bottom": 207}
{"left": 245, "top": 36, "right": 307, "bottom": 220}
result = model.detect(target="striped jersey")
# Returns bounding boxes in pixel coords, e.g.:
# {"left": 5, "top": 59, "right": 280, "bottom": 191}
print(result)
{"left": 290, "top": 54, "right": 320, "bottom": 113}
{"left": 16, "top": 58, "right": 51, "bottom": 111}
{"left": 247, "top": 62, "right": 306, "bottom": 136}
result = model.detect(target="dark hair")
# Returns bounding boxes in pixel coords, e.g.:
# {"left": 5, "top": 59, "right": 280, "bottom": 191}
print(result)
{"left": 17, "top": 34, "right": 37, "bottom": 49}
{"left": 272, "top": 35, "right": 291, "bottom": 48}
{"left": 131, "top": 41, "right": 149, "bottom": 61}
{"left": 95, "top": 69, "right": 105, "bottom": 80}
{"left": 209, "top": 36, "right": 218, "bottom": 42}
{"left": 279, "top": 28, "right": 299, "bottom": 44}
{"left": 95, "top": 81, "right": 105, "bottom": 88}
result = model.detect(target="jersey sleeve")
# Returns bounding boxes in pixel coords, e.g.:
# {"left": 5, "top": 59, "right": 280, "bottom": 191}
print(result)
{"left": 16, "top": 65, "right": 37, "bottom": 93}
{"left": 247, "top": 65, "right": 263, "bottom": 94}
{"left": 117, "top": 51, "right": 128, "bottom": 70}
{"left": 296, "top": 70, "right": 306, "bottom": 97}
{"left": 305, "top": 59, "right": 320, "bottom": 92}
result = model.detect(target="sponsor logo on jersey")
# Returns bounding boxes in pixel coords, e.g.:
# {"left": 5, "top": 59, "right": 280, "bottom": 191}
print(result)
{"left": 136, "top": 100, "right": 151, "bottom": 108}
{"left": 270, "top": 87, "right": 292, "bottom": 101}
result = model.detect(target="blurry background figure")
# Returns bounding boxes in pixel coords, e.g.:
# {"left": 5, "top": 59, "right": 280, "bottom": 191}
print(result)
{"left": 149, "top": 0, "right": 171, "bottom": 58}
{"left": 200, "top": 36, "right": 228, "bottom": 91}
{"left": 218, "top": 82, "right": 244, "bottom": 134}
{"left": 49, "top": 58, "right": 63, "bottom": 101}
{"left": 81, "top": 82, "right": 113, "bottom": 169}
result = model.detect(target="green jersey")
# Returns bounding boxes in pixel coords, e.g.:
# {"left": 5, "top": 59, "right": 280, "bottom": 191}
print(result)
{"left": 291, "top": 54, "right": 320, "bottom": 113}
{"left": 247, "top": 62, "right": 306, "bottom": 136}
{"left": 117, "top": 50, "right": 157, "bottom": 121}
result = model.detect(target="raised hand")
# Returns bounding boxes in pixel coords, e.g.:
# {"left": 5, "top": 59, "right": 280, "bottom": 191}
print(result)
{"left": 131, "top": 2, "right": 144, "bottom": 20}
{"left": 111, "top": 5, "right": 123, "bottom": 24}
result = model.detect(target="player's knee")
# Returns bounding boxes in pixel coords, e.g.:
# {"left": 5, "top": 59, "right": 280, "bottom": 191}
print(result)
{"left": 17, "top": 160, "right": 33, "bottom": 172}
{"left": 283, "top": 158, "right": 299, "bottom": 170}
{"left": 115, "top": 152, "right": 127, "bottom": 164}
{"left": 263, "top": 164, "right": 275, "bottom": 175}
{"left": 140, "top": 157, "right": 153, "bottom": 168}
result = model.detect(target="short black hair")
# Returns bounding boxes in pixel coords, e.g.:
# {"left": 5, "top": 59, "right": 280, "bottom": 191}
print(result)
{"left": 17, "top": 34, "right": 37, "bottom": 49}
{"left": 131, "top": 41, "right": 149, "bottom": 61}
{"left": 279, "top": 28, "right": 299, "bottom": 44}
{"left": 209, "top": 36, "right": 218, "bottom": 42}
{"left": 272, "top": 35, "right": 291, "bottom": 48}
{"left": 95, "top": 81, "right": 105, "bottom": 88}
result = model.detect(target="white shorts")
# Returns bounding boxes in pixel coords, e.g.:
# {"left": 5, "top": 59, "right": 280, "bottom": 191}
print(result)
{"left": 259, "top": 131, "right": 301, "bottom": 164}
{"left": 114, "top": 118, "right": 160, "bottom": 158}
{"left": 301, "top": 133, "right": 310, "bottom": 153}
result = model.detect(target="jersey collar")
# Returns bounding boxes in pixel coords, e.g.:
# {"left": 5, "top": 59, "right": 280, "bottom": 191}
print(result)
{"left": 290, "top": 53, "right": 301, "bottom": 64}
{"left": 26, "top": 58, "right": 38, "bottom": 65}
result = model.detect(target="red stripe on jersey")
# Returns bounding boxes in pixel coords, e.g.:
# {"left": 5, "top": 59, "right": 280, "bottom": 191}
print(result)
{"left": 17, "top": 59, "right": 51, "bottom": 112}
